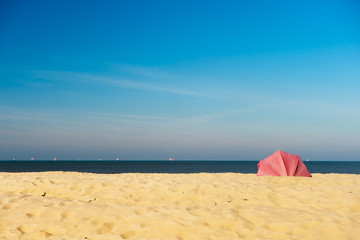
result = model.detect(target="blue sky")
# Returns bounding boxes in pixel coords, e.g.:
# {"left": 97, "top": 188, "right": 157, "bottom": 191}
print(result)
{"left": 0, "top": 0, "right": 359, "bottom": 160}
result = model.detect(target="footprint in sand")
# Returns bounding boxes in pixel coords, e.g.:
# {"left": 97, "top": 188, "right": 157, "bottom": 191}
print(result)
{"left": 97, "top": 222, "right": 114, "bottom": 234}
{"left": 17, "top": 224, "right": 37, "bottom": 234}
{"left": 26, "top": 213, "right": 35, "bottom": 218}
{"left": 121, "top": 230, "right": 136, "bottom": 239}
{"left": 134, "top": 208, "right": 147, "bottom": 216}
{"left": 2, "top": 204, "right": 13, "bottom": 210}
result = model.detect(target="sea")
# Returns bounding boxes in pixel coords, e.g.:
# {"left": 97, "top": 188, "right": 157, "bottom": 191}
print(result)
{"left": 0, "top": 161, "right": 359, "bottom": 174}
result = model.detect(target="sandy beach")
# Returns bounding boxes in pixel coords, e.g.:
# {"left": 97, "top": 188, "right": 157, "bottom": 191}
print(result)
{"left": 0, "top": 172, "right": 359, "bottom": 240}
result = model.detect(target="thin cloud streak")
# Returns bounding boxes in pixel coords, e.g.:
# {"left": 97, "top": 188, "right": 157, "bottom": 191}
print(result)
{"left": 109, "top": 63, "right": 179, "bottom": 80}
{"left": 32, "top": 68, "right": 310, "bottom": 105}
{"left": 33, "top": 69, "right": 320, "bottom": 105}
{"left": 0, "top": 106, "right": 207, "bottom": 129}
{"left": 0, "top": 105, "right": 272, "bottom": 138}
{"left": 34, "top": 70, "right": 220, "bottom": 99}
{"left": 0, "top": 106, "right": 247, "bottom": 126}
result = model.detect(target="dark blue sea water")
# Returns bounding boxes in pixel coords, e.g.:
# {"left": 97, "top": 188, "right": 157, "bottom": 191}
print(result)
{"left": 0, "top": 161, "right": 359, "bottom": 174}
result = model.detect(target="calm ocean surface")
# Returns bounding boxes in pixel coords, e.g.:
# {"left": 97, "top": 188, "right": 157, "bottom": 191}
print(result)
{"left": 0, "top": 161, "right": 359, "bottom": 174}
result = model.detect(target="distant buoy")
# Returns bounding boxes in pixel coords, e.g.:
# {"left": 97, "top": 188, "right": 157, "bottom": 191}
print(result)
{"left": 169, "top": 158, "right": 175, "bottom": 161}
{"left": 116, "top": 157, "right": 119, "bottom": 161}
{"left": 53, "top": 158, "right": 57, "bottom": 161}
{"left": 31, "top": 157, "right": 34, "bottom": 161}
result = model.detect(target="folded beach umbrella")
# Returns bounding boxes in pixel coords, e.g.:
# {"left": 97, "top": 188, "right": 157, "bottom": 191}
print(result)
{"left": 257, "top": 150, "right": 312, "bottom": 177}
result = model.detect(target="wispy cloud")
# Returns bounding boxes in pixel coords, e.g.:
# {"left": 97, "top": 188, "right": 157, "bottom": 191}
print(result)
{"left": 0, "top": 106, "right": 207, "bottom": 128}
{"left": 0, "top": 105, "right": 267, "bottom": 133}
{"left": 33, "top": 70, "right": 220, "bottom": 99}
{"left": 109, "top": 63, "right": 179, "bottom": 80}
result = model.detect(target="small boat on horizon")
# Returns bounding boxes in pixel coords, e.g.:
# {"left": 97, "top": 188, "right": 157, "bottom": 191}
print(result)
{"left": 169, "top": 158, "right": 175, "bottom": 161}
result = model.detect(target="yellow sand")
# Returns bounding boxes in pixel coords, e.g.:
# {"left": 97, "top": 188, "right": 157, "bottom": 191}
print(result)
{"left": 0, "top": 172, "right": 359, "bottom": 240}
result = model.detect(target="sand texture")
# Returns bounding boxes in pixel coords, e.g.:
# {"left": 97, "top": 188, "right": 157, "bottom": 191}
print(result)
{"left": 0, "top": 172, "right": 359, "bottom": 240}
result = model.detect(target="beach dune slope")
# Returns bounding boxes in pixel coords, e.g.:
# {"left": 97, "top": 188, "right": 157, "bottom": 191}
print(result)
{"left": 0, "top": 172, "right": 359, "bottom": 239}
